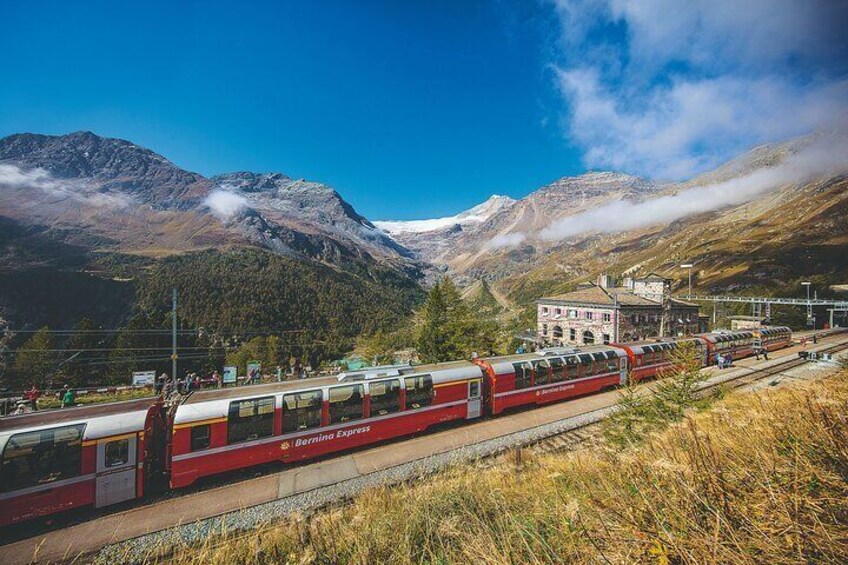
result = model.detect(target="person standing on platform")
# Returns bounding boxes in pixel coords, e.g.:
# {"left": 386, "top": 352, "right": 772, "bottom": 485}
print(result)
{"left": 24, "top": 385, "right": 41, "bottom": 411}
{"left": 61, "top": 385, "right": 75, "bottom": 408}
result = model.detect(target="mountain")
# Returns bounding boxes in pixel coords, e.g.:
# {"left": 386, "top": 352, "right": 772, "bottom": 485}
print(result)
{"left": 0, "top": 132, "right": 424, "bottom": 357}
{"left": 375, "top": 194, "right": 516, "bottom": 235}
{"left": 374, "top": 195, "right": 516, "bottom": 264}
{"left": 0, "top": 132, "right": 416, "bottom": 267}
{"left": 211, "top": 172, "right": 413, "bottom": 264}
{"left": 454, "top": 134, "right": 848, "bottom": 308}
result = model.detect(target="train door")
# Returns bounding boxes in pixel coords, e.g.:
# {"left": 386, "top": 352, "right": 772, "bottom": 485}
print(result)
{"left": 95, "top": 434, "right": 137, "bottom": 508}
{"left": 466, "top": 378, "right": 482, "bottom": 419}
{"left": 618, "top": 355, "right": 628, "bottom": 385}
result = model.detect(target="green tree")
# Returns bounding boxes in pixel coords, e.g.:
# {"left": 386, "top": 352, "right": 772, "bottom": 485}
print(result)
{"left": 13, "top": 326, "right": 56, "bottom": 388}
{"left": 63, "top": 317, "right": 104, "bottom": 386}
{"left": 415, "top": 278, "right": 499, "bottom": 363}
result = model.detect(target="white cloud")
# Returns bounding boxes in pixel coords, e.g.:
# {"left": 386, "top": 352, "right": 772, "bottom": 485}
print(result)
{"left": 551, "top": 0, "right": 848, "bottom": 179}
{"left": 0, "top": 164, "right": 133, "bottom": 208}
{"left": 203, "top": 188, "right": 249, "bottom": 220}
{"left": 537, "top": 134, "right": 848, "bottom": 241}
{"left": 484, "top": 232, "right": 527, "bottom": 250}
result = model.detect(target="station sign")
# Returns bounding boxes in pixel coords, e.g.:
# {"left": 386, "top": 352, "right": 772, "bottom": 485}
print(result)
{"left": 223, "top": 366, "right": 238, "bottom": 384}
{"left": 131, "top": 370, "right": 156, "bottom": 386}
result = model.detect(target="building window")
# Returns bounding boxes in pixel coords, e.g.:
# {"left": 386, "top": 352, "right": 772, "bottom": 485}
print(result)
{"left": 602, "top": 333, "right": 611, "bottom": 344}
{"left": 542, "top": 307, "right": 549, "bottom": 314}
{"left": 542, "top": 324, "right": 548, "bottom": 336}
{"left": 555, "top": 308, "right": 561, "bottom": 316}
{"left": 569, "top": 328, "right": 576, "bottom": 340}
{"left": 603, "top": 312, "right": 611, "bottom": 322}
{"left": 569, "top": 309, "right": 577, "bottom": 318}
{"left": 583, "top": 331, "right": 595, "bottom": 345}
{"left": 552, "top": 325, "right": 563, "bottom": 338}
{"left": 584, "top": 311, "right": 593, "bottom": 320}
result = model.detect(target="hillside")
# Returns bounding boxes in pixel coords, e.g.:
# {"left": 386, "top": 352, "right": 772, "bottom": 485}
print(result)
{"left": 377, "top": 133, "right": 848, "bottom": 308}
{"left": 0, "top": 132, "right": 425, "bottom": 365}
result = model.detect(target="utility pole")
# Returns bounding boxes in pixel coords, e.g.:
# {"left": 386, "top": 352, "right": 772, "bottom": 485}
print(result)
{"left": 172, "top": 288, "right": 178, "bottom": 391}
{"left": 680, "top": 263, "right": 694, "bottom": 298}
{"left": 801, "top": 281, "right": 812, "bottom": 327}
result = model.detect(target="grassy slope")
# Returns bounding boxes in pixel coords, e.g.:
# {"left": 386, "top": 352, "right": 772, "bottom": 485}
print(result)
{"left": 153, "top": 370, "right": 848, "bottom": 565}
{"left": 492, "top": 176, "right": 848, "bottom": 311}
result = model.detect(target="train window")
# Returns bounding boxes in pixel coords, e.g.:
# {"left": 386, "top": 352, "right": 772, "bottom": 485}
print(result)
{"left": 369, "top": 379, "right": 401, "bottom": 416}
{"left": 565, "top": 356, "right": 579, "bottom": 379}
{"left": 405, "top": 375, "right": 433, "bottom": 409}
{"left": 0, "top": 424, "right": 85, "bottom": 492}
{"left": 549, "top": 357, "right": 566, "bottom": 383}
{"left": 282, "top": 390, "right": 323, "bottom": 433}
{"left": 607, "top": 357, "right": 619, "bottom": 372}
{"left": 532, "top": 360, "right": 550, "bottom": 386}
{"left": 191, "top": 424, "right": 211, "bottom": 451}
{"left": 329, "top": 384, "right": 365, "bottom": 424}
{"left": 105, "top": 438, "right": 129, "bottom": 467}
{"left": 512, "top": 363, "right": 532, "bottom": 389}
{"left": 229, "top": 396, "right": 275, "bottom": 444}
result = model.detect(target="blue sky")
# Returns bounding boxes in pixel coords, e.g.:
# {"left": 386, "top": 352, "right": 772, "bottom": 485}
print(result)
{"left": 1, "top": 1, "right": 846, "bottom": 220}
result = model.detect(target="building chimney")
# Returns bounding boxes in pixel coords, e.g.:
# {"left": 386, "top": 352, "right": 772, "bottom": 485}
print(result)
{"left": 597, "top": 273, "right": 613, "bottom": 289}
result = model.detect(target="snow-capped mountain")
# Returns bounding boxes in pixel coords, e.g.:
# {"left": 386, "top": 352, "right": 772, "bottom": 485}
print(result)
{"left": 374, "top": 195, "right": 516, "bottom": 235}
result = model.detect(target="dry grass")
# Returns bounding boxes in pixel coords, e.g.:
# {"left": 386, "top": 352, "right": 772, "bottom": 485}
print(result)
{"left": 147, "top": 371, "right": 848, "bottom": 565}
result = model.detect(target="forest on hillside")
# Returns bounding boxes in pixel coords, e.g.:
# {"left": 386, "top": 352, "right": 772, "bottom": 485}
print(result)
{"left": 0, "top": 248, "right": 425, "bottom": 390}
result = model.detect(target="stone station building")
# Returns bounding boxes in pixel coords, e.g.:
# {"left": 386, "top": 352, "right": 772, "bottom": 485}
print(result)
{"left": 537, "top": 274, "right": 702, "bottom": 346}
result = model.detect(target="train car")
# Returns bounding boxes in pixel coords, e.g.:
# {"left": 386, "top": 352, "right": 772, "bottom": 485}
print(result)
{"left": 474, "top": 345, "right": 628, "bottom": 416}
{"left": 752, "top": 326, "right": 792, "bottom": 351}
{"left": 169, "top": 361, "right": 484, "bottom": 488}
{"left": 700, "top": 326, "right": 791, "bottom": 364}
{"left": 613, "top": 337, "right": 709, "bottom": 382}
{"left": 0, "top": 397, "right": 165, "bottom": 527}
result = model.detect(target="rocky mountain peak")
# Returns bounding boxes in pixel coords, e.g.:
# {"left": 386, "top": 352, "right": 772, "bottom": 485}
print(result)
{"left": 212, "top": 171, "right": 293, "bottom": 193}
{"left": 0, "top": 131, "right": 211, "bottom": 209}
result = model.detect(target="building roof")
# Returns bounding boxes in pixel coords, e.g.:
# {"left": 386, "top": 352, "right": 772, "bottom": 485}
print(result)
{"left": 540, "top": 283, "right": 660, "bottom": 307}
{"left": 637, "top": 272, "right": 669, "bottom": 282}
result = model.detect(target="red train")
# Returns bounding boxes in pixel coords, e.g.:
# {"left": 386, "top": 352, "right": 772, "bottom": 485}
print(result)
{"left": 0, "top": 327, "right": 791, "bottom": 527}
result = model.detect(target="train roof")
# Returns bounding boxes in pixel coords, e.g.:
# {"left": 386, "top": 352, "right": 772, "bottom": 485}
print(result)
{"left": 479, "top": 344, "right": 623, "bottom": 365}
{"left": 175, "top": 360, "right": 482, "bottom": 426}
{"left": 0, "top": 396, "right": 158, "bottom": 433}
{"left": 478, "top": 345, "right": 627, "bottom": 374}
{"left": 182, "top": 360, "right": 479, "bottom": 406}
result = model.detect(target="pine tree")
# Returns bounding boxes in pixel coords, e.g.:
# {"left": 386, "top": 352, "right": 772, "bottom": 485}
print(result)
{"left": 13, "top": 326, "right": 56, "bottom": 388}
{"left": 64, "top": 317, "right": 103, "bottom": 386}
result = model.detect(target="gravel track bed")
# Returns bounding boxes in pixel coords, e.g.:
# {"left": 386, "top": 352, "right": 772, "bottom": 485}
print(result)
{"left": 93, "top": 343, "right": 848, "bottom": 563}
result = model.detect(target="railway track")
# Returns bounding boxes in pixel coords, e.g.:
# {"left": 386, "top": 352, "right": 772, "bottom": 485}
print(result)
{"left": 527, "top": 338, "right": 848, "bottom": 456}
{"left": 138, "top": 337, "right": 848, "bottom": 562}
{"left": 4, "top": 334, "right": 847, "bottom": 565}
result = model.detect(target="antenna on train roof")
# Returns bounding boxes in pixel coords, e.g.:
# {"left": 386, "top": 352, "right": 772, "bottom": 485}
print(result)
{"left": 337, "top": 363, "right": 415, "bottom": 382}
{"left": 536, "top": 346, "right": 581, "bottom": 356}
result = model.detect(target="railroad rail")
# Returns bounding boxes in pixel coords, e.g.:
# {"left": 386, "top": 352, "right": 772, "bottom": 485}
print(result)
{"left": 529, "top": 339, "right": 848, "bottom": 456}
{"left": 3, "top": 335, "right": 847, "bottom": 565}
